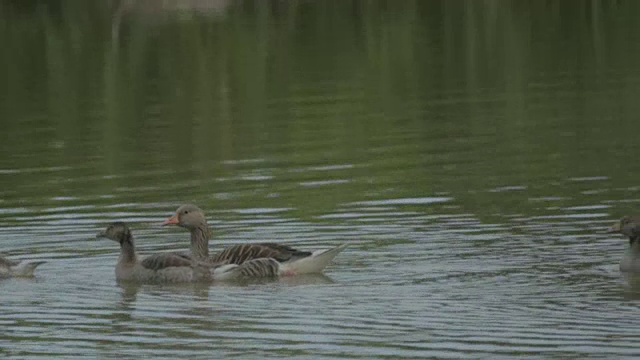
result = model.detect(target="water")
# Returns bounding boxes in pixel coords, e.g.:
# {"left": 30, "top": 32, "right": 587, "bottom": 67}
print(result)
{"left": 2, "top": 1, "right": 640, "bottom": 358}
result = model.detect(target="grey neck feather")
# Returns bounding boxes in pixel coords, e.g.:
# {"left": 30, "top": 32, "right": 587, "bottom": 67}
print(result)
{"left": 630, "top": 236, "right": 640, "bottom": 255}
{"left": 190, "top": 224, "right": 210, "bottom": 260}
{"left": 119, "top": 233, "right": 137, "bottom": 264}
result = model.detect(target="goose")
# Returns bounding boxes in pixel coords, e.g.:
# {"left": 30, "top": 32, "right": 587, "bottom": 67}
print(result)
{"left": 161, "top": 204, "right": 347, "bottom": 280}
{"left": 0, "top": 255, "right": 45, "bottom": 278}
{"left": 608, "top": 216, "right": 640, "bottom": 273}
{"left": 96, "top": 222, "right": 211, "bottom": 283}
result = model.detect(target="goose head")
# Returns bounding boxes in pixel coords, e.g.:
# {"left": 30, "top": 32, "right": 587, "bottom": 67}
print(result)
{"left": 97, "top": 222, "right": 132, "bottom": 244}
{"left": 608, "top": 216, "right": 640, "bottom": 246}
{"left": 162, "top": 204, "right": 207, "bottom": 230}
{"left": 609, "top": 216, "right": 635, "bottom": 237}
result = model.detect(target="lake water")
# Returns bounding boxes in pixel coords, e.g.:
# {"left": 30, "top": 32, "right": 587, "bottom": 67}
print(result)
{"left": 1, "top": 1, "right": 640, "bottom": 358}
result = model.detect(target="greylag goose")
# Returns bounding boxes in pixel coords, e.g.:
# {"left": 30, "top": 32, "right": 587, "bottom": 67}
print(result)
{"left": 608, "top": 216, "right": 640, "bottom": 273}
{"left": 96, "top": 222, "right": 211, "bottom": 283}
{"left": 162, "top": 204, "right": 347, "bottom": 280}
{"left": 0, "top": 255, "right": 45, "bottom": 278}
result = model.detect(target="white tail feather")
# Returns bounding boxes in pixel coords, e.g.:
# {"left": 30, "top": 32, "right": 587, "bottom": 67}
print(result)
{"left": 12, "top": 261, "right": 46, "bottom": 277}
{"left": 280, "top": 243, "right": 348, "bottom": 275}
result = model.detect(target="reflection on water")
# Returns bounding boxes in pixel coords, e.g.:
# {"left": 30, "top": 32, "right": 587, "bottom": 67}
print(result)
{"left": 2, "top": 0, "right": 640, "bottom": 359}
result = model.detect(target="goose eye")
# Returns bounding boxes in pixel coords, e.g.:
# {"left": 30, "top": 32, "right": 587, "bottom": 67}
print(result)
{"left": 184, "top": 210, "right": 189, "bottom": 215}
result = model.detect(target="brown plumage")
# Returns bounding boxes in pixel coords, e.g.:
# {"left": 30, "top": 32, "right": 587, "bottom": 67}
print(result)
{"left": 234, "top": 258, "right": 281, "bottom": 278}
{"left": 97, "top": 222, "right": 209, "bottom": 283}
{"left": 162, "top": 204, "right": 348, "bottom": 279}
{"left": 210, "top": 243, "right": 312, "bottom": 265}
{"left": 140, "top": 252, "right": 193, "bottom": 271}
{"left": 162, "top": 204, "right": 312, "bottom": 268}
{"left": 607, "top": 216, "right": 640, "bottom": 273}
{"left": 608, "top": 215, "right": 640, "bottom": 246}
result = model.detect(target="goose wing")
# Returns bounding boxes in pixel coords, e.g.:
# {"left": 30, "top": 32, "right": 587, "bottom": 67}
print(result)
{"left": 210, "top": 243, "right": 311, "bottom": 264}
{"left": 141, "top": 253, "right": 194, "bottom": 271}
{"left": 213, "top": 257, "right": 281, "bottom": 280}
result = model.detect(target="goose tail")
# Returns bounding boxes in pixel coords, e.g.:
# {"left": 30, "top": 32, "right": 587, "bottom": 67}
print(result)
{"left": 280, "top": 243, "right": 348, "bottom": 276}
{"left": 13, "top": 261, "right": 46, "bottom": 277}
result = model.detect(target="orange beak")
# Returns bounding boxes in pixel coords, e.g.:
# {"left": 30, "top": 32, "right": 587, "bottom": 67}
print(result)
{"left": 162, "top": 214, "right": 179, "bottom": 226}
